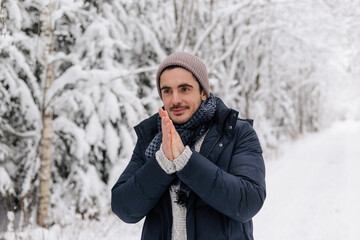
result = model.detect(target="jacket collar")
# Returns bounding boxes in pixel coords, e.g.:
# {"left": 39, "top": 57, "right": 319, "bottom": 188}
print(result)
{"left": 134, "top": 113, "right": 159, "bottom": 144}
{"left": 134, "top": 96, "right": 239, "bottom": 144}
{"left": 213, "top": 97, "right": 238, "bottom": 131}
{"left": 198, "top": 97, "right": 238, "bottom": 157}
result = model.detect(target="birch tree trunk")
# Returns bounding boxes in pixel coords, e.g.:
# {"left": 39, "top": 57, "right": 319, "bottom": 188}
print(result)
{"left": 36, "top": 3, "right": 55, "bottom": 228}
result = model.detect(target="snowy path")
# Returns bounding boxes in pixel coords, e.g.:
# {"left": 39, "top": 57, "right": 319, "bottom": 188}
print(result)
{"left": 254, "top": 120, "right": 360, "bottom": 240}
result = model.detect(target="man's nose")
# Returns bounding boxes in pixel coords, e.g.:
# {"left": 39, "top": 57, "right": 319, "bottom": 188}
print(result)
{"left": 171, "top": 92, "right": 182, "bottom": 106}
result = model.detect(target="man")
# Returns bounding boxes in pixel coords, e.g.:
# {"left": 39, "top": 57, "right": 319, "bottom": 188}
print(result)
{"left": 111, "top": 52, "right": 266, "bottom": 240}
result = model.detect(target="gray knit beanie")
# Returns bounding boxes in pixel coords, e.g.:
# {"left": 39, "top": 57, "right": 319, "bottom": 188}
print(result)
{"left": 156, "top": 52, "right": 210, "bottom": 98}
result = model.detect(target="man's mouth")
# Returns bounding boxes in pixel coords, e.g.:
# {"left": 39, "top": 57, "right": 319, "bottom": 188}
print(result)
{"left": 170, "top": 106, "right": 188, "bottom": 115}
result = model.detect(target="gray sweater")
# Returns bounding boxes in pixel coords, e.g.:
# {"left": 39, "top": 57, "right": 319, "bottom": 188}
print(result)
{"left": 155, "top": 133, "right": 207, "bottom": 240}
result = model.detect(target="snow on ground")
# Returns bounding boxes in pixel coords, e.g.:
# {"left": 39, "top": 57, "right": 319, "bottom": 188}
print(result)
{"left": 1, "top": 214, "right": 143, "bottom": 240}
{"left": 1, "top": 120, "right": 359, "bottom": 240}
{"left": 254, "top": 119, "right": 360, "bottom": 240}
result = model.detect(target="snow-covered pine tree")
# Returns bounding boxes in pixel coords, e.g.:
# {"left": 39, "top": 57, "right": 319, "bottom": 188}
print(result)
{"left": 0, "top": 0, "right": 151, "bottom": 228}
{"left": 41, "top": 0, "right": 151, "bottom": 224}
{"left": 190, "top": 0, "right": 340, "bottom": 150}
{"left": 0, "top": 0, "right": 42, "bottom": 230}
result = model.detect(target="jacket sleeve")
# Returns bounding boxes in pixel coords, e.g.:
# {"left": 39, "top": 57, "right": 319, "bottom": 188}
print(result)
{"left": 111, "top": 137, "right": 176, "bottom": 223}
{"left": 176, "top": 121, "right": 266, "bottom": 223}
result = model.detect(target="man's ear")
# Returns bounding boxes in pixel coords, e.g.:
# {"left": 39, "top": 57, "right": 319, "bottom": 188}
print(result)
{"left": 201, "top": 90, "right": 207, "bottom": 101}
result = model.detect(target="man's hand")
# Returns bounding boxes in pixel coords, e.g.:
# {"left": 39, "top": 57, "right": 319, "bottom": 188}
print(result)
{"left": 159, "top": 108, "right": 185, "bottom": 160}
{"left": 169, "top": 119, "right": 185, "bottom": 159}
{"left": 159, "top": 108, "right": 174, "bottom": 160}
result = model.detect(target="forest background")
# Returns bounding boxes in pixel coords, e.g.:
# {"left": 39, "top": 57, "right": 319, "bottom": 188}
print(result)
{"left": 0, "top": 0, "right": 359, "bottom": 237}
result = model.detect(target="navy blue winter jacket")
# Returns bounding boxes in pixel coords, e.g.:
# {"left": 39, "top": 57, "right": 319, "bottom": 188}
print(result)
{"left": 111, "top": 97, "right": 266, "bottom": 240}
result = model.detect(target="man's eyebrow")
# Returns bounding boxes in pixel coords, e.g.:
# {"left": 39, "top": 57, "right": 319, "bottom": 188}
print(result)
{"left": 178, "top": 84, "right": 194, "bottom": 88}
{"left": 160, "top": 86, "right": 171, "bottom": 91}
{"left": 160, "top": 83, "right": 194, "bottom": 91}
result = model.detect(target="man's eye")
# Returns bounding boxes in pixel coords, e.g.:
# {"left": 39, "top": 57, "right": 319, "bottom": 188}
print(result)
{"left": 163, "top": 89, "right": 170, "bottom": 94}
{"left": 182, "top": 88, "right": 189, "bottom": 92}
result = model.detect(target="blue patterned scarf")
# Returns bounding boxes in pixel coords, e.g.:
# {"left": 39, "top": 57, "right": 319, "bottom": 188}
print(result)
{"left": 145, "top": 93, "right": 216, "bottom": 159}
{"left": 145, "top": 94, "right": 217, "bottom": 206}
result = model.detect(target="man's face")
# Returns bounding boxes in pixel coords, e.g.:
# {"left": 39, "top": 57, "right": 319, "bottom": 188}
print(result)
{"left": 160, "top": 67, "right": 207, "bottom": 124}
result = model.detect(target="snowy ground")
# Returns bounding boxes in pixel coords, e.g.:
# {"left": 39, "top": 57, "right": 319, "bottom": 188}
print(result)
{"left": 2, "top": 120, "right": 359, "bottom": 240}
{"left": 254, "top": 119, "right": 360, "bottom": 240}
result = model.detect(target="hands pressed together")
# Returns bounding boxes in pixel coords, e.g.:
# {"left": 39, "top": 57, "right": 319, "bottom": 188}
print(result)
{"left": 159, "top": 108, "right": 185, "bottom": 161}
